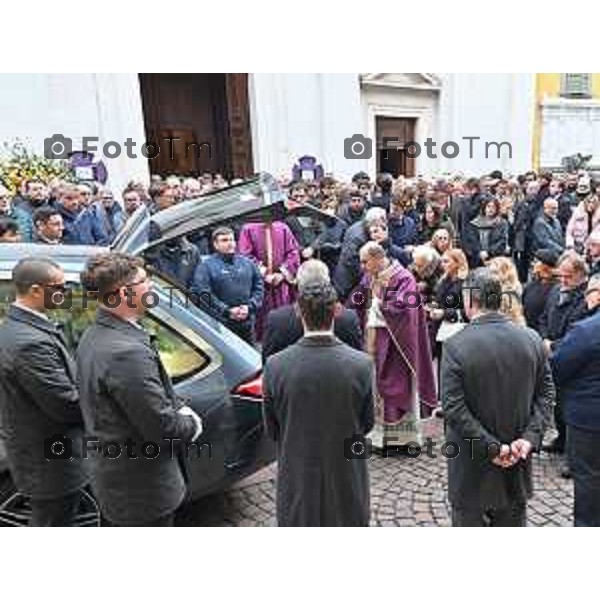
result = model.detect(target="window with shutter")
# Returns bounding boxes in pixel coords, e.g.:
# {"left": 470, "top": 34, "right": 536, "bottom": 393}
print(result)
{"left": 561, "top": 73, "right": 592, "bottom": 98}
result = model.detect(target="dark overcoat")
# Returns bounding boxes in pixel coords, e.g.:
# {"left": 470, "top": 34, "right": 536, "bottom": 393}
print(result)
{"left": 0, "top": 305, "right": 89, "bottom": 499}
{"left": 441, "top": 313, "right": 554, "bottom": 509}
{"left": 264, "top": 336, "right": 373, "bottom": 526}
{"left": 76, "top": 309, "right": 198, "bottom": 525}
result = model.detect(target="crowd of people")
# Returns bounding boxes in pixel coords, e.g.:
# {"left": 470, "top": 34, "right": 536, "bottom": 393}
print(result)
{"left": 1, "top": 164, "right": 600, "bottom": 527}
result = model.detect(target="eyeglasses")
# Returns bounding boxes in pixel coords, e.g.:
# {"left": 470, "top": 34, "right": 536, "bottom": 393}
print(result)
{"left": 42, "top": 282, "right": 69, "bottom": 293}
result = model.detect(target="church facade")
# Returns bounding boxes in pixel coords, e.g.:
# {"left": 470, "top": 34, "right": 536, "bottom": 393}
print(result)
{"left": 0, "top": 73, "right": 598, "bottom": 195}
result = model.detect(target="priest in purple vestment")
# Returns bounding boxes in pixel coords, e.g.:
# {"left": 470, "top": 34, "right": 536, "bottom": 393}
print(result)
{"left": 352, "top": 241, "right": 437, "bottom": 446}
{"left": 238, "top": 221, "right": 301, "bottom": 341}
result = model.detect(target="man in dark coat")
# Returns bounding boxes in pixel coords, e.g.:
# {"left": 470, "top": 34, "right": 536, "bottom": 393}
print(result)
{"left": 539, "top": 251, "right": 589, "bottom": 454}
{"left": 0, "top": 258, "right": 89, "bottom": 526}
{"left": 32, "top": 206, "right": 64, "bottom": 245}
{"left": 145, "top": 237, "right": 200, "bottom": 290}
{"left": 531, "top": 198, "right": 565, "bottom": 256}
{"left": 551, "top": 274, "right": 600, "bottom": 526}
{"left": 76, "top": 253, "right": 203, "bottom": 526}
{"left": 338, "top": 190, "right": 367, "bottom": 227}
{"left": 13, "top": 179, "right": 50, "bottom": 215}
{"left": 191, "top": 226, "right": 264, "bottom": 344}
{"left": 388, "top": 193, "right": 418, "bottom": 248}
{"left": 263, "top": 277, "right": 374, "bottom": 526}
{"left": 441, "top": 268, "right": 554, "bottom": 526}
{"left": 333, "top": 207, "right": 387, "bottom": 301}
{"left": 587, "top": 229, "right": 600, "bottom": 277}
{"left": 262, "top": 259, "right": 363, "bottom": 361}
{"left": 522, "top": 249, "right": 559, "bottom": 332}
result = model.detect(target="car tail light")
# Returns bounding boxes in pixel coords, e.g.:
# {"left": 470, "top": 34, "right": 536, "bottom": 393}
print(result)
{"left": 232, "top": 372, "right": 263, "bottom": 401}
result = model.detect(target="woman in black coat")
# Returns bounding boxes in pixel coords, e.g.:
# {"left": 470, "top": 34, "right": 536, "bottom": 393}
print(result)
{"left": 522, "top": 249, "right": 559, "bottom": 333}
{"left": 428, "top": 249, "right": 469, "bottom": 358}
{"left": 418, "top": 202, "right": 455, "bottom": 244}
{"left": 463, "top": 196, "right": 509, "bottom": 268}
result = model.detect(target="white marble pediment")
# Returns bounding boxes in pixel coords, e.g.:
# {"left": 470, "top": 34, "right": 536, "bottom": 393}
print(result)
{"left": 360, "top": 73, "right": 441, "bottom": 91}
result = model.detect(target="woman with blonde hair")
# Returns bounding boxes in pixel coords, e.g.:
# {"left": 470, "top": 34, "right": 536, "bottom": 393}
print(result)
{"left": 488, "top": 256, "right": 526, "bottom": 326}
{"left": 430, "top": 249, "right": 469, "bottom": 340}
{"left": 429, "top": 228, "right": 453, "bottom": 255}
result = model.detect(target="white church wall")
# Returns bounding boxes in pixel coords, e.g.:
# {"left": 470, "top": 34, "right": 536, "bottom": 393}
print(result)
{"left": 437, "top": 73, "right": 536, "bottom": 176}
{"left": 0, "top": 73, "right": 150, "bottom": 198}
{"left": 249, "top": 73, "right": 366, "bottom": 180}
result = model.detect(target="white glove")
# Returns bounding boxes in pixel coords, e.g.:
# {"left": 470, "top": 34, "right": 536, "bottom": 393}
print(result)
{"left": 178, "top": 406, "right": 203, "bottom": 442}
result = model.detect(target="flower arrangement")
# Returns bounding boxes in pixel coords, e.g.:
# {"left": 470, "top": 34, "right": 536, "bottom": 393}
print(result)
{"left": 0, "top": 140, "right": 75, "bottom": 194}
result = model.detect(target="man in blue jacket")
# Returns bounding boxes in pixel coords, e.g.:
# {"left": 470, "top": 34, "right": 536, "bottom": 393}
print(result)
{"left": 192, "top": 226, "right": 264, "bottom": 344}
{"left": 56, "top": 185, "right": 85, "bottom": 244}
{"left": 551, "top": 273, "right": 600, "bottom": 526}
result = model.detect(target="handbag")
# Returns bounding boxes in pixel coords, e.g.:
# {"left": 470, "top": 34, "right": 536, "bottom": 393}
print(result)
{"left": 436, "top": 314, "right": 466, "bottom": 343}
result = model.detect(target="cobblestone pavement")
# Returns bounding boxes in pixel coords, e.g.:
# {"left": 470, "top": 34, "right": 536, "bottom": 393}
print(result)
{"left": 177, "top": 419, "right": 574, "bottom": 527}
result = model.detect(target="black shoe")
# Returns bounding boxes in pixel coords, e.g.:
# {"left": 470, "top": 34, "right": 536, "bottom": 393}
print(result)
{"left": 542, "top": 440, "right": 565, "bottom": 455}
{"left": 560, "top": 467, "right": 572, "bottom": 480}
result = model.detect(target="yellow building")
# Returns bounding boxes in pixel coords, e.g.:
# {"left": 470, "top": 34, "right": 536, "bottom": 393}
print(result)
{"left": 533, "top": 73, "right": 600, "bottom": 170}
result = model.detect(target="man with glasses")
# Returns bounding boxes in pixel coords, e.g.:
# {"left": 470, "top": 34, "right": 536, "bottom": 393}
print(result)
{"left": 0, "top": 258, "right": 89, "bottom": 525}
{"left": 77, "top": 253, "right": 203, "bottom": 526}
{"left": 540, "top": 251, "right": 589, "bottom": 455}
{"left": 551, "top": 274, "right": 600, "bottom": 526}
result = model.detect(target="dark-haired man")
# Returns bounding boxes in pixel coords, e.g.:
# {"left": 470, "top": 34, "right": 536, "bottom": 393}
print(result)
{"left": 32, "top": 206, "right": 64, "bottom": 244}
{"left": 13, "top": 179, "right": 49, "bottom": 215}
{"left": 441, "top": 268, "right": 554, "bottom": 526}
{"left": 263, "top": 276, "right": 373, "bottom": 526}
{"left": 0, "top": 217, "right": 21, "bottom": 243}
{"left": 76, "top": 253, "right": 203, "bottom": 526}
{"left": 191, "top": 226, "right": 264, "bottom": 344}
{"left": 0, "top": 258, "right": 89, "bottom": 525}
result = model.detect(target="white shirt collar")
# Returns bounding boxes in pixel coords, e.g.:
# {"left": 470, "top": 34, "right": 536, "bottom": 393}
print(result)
{"left": 303, "top": 330, "right": 335, "bottom": 338}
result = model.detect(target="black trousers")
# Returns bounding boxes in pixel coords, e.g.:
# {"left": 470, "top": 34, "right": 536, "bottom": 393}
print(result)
{"left": 568, "top": 426, "right": 600, "bottom": 527}
{"left": 452, "top": 503, "right": 527, "bottom": 527}
{"left": 228, "top": 320, "right": 255, "bottom": 345}
{"left": 553, "top": 391, "right": 567, "bottom": 450}
{"left": 29, "top": 490, "right": 82, "bottom": 527}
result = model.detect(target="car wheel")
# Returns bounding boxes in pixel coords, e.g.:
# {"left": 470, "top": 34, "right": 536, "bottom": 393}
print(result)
{"left": 0, "top": 472, "right": 101, "bottom": 527}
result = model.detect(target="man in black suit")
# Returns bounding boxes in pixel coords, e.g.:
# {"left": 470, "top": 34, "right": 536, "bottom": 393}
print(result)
{"left": 539, "top": 250, "right": 588, "bottom": 454}
{"left": 262, "top": 259, "right": 363, "bottom": 361}
{"left": 76, "top": 253, "right": 203, "bottom": 526}
{"left": 0, "top": 258, "right": 89, "bottom": 526}
{"left": 263, "top": 276, "right": 373, "bottom": 526}
{"left": 441, "top": 267, "right": 554, "bottom": 527}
